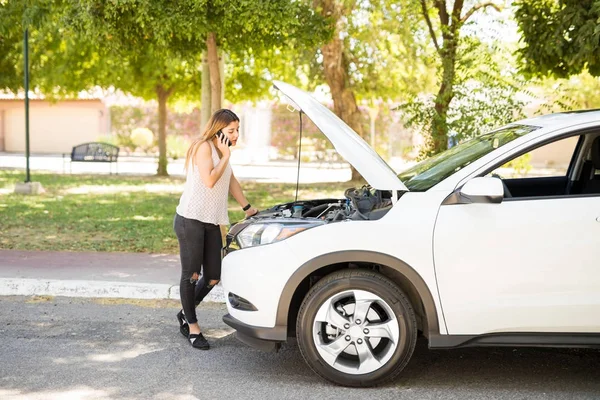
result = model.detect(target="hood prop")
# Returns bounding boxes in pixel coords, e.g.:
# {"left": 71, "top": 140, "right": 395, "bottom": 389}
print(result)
{"left": 295, "top": 110, "right": 303, "bottom": 202}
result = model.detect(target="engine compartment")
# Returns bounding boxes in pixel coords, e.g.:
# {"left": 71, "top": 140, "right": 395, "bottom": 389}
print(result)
{"left": 253, "top": 186, "right": 395, "bottom": 222}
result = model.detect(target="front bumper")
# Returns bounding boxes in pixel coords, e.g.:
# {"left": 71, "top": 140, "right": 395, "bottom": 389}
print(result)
{"left": 221, "top": 240, "right": 300, "bottom": 328}
{"left": 222, "top": 313, "right": 286, "bottom": 352}
{"left": 221, "top": 229, "right": 303, "bottom": 350}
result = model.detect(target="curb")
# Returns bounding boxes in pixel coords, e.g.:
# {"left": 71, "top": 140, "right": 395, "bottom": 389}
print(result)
{"left": 0, "top": 278, "right": 226, "bottom": 303}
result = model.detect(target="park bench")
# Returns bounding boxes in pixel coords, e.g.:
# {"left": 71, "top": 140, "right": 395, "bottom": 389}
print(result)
{"left": 63, "top": 142, "right": 120, "bottom": 174}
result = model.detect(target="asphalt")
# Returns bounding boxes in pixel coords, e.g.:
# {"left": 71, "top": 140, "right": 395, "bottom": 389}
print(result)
{"left": 0, "top": 249, "right": 225, "bottom": 302}
{"left": 2, "top": 296, "right": 600, "bottom": 399}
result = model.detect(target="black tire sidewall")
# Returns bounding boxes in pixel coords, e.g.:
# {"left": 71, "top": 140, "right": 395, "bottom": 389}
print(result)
{"left": 296, "top": 271, "right": 417, "bottom": 387}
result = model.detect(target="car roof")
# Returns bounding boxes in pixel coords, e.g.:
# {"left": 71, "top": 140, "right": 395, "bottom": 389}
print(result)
{"left": 515, "top": 109, "right": 600, "bottom": 131}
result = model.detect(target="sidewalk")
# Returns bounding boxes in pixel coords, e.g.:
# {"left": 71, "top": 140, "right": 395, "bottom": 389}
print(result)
{"left": 0, "top": 249, "right": 225, "bottom": 302}
{"left": 0, "top": 152, "right": 354, "bottom": 183}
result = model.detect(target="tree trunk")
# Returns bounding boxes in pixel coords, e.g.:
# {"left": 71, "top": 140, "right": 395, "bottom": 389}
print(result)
{"left": 422, "top": 1, "right": 465, "bottom": 155}
{"left": 201, "top": 51, "right": 211, "bottom": 129}
{"left": 206, "top": 32, "right": 221, "bottom": 113}
{"left": 430, "top": 46, "right": 456, "bottom": 155}
{"left": 420, "top": 1, "right": 501, "bottom": 155}
{"left": 317, "top": 0, "right": 365, "bottom": 182}
{"left": 156, "top": 85, "right": 173, "bottom": 176}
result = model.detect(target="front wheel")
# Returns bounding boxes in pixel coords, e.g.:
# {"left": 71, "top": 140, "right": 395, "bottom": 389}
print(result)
{"left": 296, "top": 269, "right": 417, "bottom": 387}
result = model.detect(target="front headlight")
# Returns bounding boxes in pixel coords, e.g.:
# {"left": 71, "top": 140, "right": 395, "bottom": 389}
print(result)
{"left": 237, "top": 221, "right": 324, "bottom": 248}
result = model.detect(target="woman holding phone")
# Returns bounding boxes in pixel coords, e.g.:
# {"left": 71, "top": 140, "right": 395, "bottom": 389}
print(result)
{"left": 174, "top": 109, "right": 258, "bottom": 350}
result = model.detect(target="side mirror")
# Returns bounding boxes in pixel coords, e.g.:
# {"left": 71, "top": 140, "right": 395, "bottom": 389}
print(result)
{"left": 458, "top": 177, "right": 504, "bottom": 204}
{"left": 443, "top": 177, "right": 505, "bottom": 205}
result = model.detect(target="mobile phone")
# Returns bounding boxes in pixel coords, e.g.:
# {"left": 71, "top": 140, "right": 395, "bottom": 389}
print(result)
{"left": 216, "top": 130, "right": 231, "bottom": 147}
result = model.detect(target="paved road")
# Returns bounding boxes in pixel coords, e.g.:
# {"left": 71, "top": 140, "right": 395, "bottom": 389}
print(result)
{"left": 1, "top": 296, "right": 599, "bottom": 400}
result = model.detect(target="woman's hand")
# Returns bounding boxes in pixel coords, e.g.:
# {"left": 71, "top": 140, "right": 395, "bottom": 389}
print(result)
{"left": 215, "top": 133, "right": 231, "bottom": 158}
{"left": 244, "top": 206, "right": 259, "bottom": 218}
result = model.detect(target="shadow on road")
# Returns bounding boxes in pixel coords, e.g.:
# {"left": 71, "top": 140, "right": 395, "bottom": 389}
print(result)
{"left": 2, "top": 297, "right": 599, "bottom": 399}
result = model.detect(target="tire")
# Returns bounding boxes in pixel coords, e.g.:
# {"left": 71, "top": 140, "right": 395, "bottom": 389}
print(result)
{"left": 296, "top": 269, "right": 417, "bottom": 387}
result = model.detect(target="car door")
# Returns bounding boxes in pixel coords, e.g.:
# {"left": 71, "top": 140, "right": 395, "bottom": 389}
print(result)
{"left": 433, "top": 134, "right": 600, "bottom": 335}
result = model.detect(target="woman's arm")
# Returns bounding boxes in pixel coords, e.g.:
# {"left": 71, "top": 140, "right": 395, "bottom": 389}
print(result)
{"left": 196, "top": 141, "right": 230, "bottom": 189}
{"left": 229, "top": 174, "right": 258, "bottom": 217}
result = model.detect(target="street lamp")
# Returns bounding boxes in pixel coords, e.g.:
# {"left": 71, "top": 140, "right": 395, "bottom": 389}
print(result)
{"left": 15, "top": 28, "right": 44, "bottom": 195}
{"left": 24, "top": 28, "right": 30, "bottom": 183}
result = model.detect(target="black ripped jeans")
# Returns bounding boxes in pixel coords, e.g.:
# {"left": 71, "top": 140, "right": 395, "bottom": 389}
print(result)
{"left": 173, "top": 213, "right": 222, "bottom": 325}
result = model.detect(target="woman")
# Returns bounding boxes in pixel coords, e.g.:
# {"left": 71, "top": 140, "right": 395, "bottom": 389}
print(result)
{"left": 174, "top": 109, "right": 258, "bottom": 350}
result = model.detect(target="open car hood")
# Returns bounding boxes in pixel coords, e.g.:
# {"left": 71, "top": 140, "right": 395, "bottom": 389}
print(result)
{"left": 273, "top": 81, "right": 407, "bottom": 191}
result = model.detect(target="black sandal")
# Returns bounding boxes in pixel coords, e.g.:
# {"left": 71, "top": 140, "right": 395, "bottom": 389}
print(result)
{"left": 176, "top": 309, "right": 189, "bottom": 338}
{"left": 189, "top": 333, "right": 210, "bottom": 350}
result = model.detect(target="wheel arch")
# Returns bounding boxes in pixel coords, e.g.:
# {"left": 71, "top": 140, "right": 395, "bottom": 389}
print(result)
{"left": 276, "top": 250, "right": 441, "bottom": 339}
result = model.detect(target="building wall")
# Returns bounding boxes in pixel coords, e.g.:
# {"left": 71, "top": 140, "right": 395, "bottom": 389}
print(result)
{"left": 238, "top": 103, "right": 272, "bottom": 163}
{"left": 0, "top": 100, "right": 108, "bottom": 153}
{"left": 0, "top": 110, "right": 5, "bottom": 151}
{"left": 529, "top": 135, "right": 579, "bottom": 169}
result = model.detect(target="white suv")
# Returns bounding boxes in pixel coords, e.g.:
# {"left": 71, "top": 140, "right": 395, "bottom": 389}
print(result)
{"left": 222, "top": 81, "right": 600, "bottom": 387}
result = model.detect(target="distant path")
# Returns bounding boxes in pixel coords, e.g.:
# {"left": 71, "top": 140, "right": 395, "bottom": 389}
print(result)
{"left": 0, "top": 152, "right": 353, "bottom": 183}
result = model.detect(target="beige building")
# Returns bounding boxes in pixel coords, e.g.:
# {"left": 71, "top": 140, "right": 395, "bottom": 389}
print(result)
{"left": 0, "top": 99, "right": 109, "bottom": 153}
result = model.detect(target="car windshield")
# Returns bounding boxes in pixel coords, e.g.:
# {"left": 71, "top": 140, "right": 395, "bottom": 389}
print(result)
{"left": 397, "top": 125, "right": 539, "bottom": 191}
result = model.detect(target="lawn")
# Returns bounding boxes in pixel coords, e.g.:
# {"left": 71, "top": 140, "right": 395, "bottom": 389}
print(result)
{"left": 0, "top": 170, "right": 355, "bottom": 253}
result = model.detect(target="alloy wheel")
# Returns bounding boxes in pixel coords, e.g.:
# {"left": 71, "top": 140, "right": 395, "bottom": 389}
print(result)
{"left": 312, "top": 289, "right": 400, "bottom": 375}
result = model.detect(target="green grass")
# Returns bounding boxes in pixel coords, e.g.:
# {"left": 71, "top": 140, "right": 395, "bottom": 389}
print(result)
{"left": 0, "top": 170, "right": 356, "bottom": 253}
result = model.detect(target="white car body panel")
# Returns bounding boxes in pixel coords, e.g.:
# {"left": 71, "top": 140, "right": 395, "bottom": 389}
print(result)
{"left": 434, "top": 195, "right": 600, "bottom": 334}
{"left": 517, "top": 111, "right": 600, "bottom": 129}
{"left": 222, "top": 240, "right": 302, "bottom": 328}
{"left": 223, "top": 191, "right": 449, "bottom": 332}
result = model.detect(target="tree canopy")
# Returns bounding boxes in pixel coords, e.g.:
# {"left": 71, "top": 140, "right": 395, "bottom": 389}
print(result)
{"left": 1, "top": 0, "right": 330, "bottom": 175}
{"left": 515, "top": 0, "right": 600, "bottom": 78}
{"left": 0, "top": 0, "right": 108, "bottom": 95}
{"left": 4, "top": 0, "right": 596, "bottom": 174}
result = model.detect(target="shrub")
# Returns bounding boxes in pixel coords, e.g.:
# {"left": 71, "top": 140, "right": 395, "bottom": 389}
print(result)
{"left": 505, "top": 153, "right": 532, "bottom": 177}
{"left": 131, "top": 127, "right": 154, "bottom": 151}
{"left": 95, "top": 135, "right": 118, "bottom": 147}
{"left": 167, "top": 135, "right": 190, "bottom": 160}
{"left": 115, "top": 132, "right": 136, "bottom": 153}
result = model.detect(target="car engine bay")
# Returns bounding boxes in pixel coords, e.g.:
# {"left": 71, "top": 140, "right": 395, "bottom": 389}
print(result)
{"left": 252, "top": 186, "right": 396, "bottom": 223}
{"left": 224, "top": 186, "right": 400, "bottom": 252}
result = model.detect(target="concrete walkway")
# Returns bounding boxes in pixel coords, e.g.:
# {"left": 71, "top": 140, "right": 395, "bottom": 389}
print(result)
{"left": 0, "top": 250, "right": 225, "bottom": 302}
{"left": 0, "top": 152, "right": 354, "bottom": 183}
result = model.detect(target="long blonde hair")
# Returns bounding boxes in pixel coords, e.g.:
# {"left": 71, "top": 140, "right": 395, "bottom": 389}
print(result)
{"left": 184, "top": 109, "right": 240, "bottom": 171}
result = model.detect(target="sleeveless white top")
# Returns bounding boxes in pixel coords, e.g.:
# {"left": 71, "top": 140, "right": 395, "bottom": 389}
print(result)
{"left": 176, "top": 141, "right": 232, "bottom": 225}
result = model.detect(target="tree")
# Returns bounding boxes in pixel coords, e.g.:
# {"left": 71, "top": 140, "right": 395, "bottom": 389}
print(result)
{"left": 553, "top": 73, "right": 600, "bottom": 110}
{"left": 313, "top": 0, "right": 365, "bottom": 181}
{"left": 0, "top": 0, "right": 199, "bottom": 175}
{"left": 515, "top": 0, "right": 600, "bottom": 78}
{"left": 417, "top": 0, "right": 502, "bottom": 154}
{"left": 68, "top": 0, "right": 329, "bottom": 175}
{"left": 1, "top": 0, "right": 329, "bottom": 175}
{"left": 203, "top": 0, "right": 331, "bottom": 109}
{"left": 0, "top": 0, "right": 109, "bottom": 95}
{"left": 61, "top": 0, "right": 208, "bottom": 176}
{"left": 398, "top": 33, "right": 529, "bottom": 153}
{"left": 223, "top": 0, "right": 438, "bottom": 180}
{"left": 306, "top": 0, "right": 436, "bottom": 180}
{"left": 0, "top": 1, "right": 27, "bottom": 92}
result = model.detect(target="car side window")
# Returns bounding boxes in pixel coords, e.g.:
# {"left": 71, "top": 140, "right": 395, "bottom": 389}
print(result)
{"left": 488, "top": 136, "right": 579, "bottom": 179}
